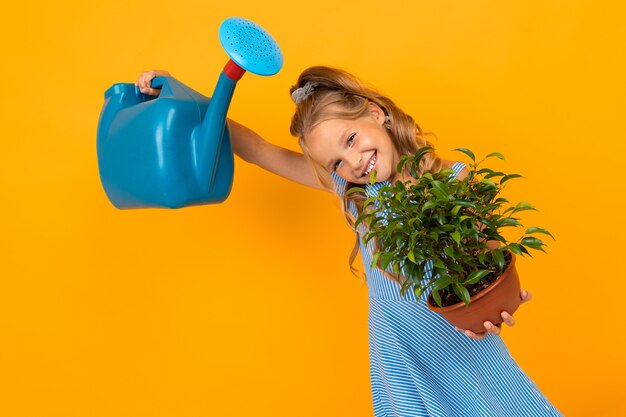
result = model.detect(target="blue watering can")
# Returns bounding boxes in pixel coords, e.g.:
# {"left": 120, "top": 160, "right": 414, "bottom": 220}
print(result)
{"left": 97, "top": 17, "right": 283, "bottom": 209}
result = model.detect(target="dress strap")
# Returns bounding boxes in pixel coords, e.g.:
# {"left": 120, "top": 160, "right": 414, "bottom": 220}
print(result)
{"left": 450, "top": 161, "right": 465, "bottom": 178}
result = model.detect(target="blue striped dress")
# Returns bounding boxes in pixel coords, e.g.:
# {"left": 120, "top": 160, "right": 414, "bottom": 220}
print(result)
{"left": 330, "top": 162, "right": 562, "bottom": 417}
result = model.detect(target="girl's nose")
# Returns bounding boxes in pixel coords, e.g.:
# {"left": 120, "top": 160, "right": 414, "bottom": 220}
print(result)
{"left": 348, "top": 153, "right": 364, "bottom": 174}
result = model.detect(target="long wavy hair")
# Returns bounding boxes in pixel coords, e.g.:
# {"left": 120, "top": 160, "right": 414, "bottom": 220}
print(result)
{"left": 289, "top": 66, "right": 442, "bottom": 282}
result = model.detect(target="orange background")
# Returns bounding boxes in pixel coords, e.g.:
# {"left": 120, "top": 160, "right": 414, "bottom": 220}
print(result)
{"left": 2, "top": 1, "right": 625, "bottom": 416}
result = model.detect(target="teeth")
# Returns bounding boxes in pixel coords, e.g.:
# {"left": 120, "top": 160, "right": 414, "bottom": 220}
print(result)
{"left": 363, "top": 152, "right": 377, "bottom": 176}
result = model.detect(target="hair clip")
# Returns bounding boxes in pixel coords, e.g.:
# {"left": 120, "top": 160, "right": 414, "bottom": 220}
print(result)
{"left": 291, "top": 81, "right": 318, "bottom": 104}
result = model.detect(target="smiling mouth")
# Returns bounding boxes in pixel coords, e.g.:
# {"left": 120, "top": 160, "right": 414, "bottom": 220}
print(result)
{"left": 362, "top": 152, "right": 377, "bottom": 176}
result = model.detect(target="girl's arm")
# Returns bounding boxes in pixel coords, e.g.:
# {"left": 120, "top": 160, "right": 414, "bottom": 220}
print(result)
{"left": 227, "top": 118, "right": 330, "bottom": 192}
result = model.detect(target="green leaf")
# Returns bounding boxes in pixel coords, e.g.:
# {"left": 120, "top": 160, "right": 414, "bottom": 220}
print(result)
{"left": 486, "top": 152, "right": 505, "bottom": 160}
{"left": 466, "top": 269, "right": 490, "bottom": 284}
{"left": 480, "top": 217, "right": 496, "bottom": 229}
{"left": 407, "top": 250, "right": 416, "bottom": 264}
{"left": 500, "top": 174, "right": 523, "bottom": 184}
{"left": 433, "top": 258, "right": 446, "bottom": 270}
{"left": 493, "top": 249, "right": 505, "bottom": 270}
{"left": 369, "top": 169, "right": 377, "bottom": 184}
{"left": 422, "top": 200, "right": 438, "bottom": 211}
{"left": 454, "top": 148, "right": 476, "bottom": 162}
{"left": 397, "top": 155, "right": 411, "bottom": 173}
{"left": 383, "top": 252, "right": 397, "bottom": 269}
{"left": 431, "top": 180, "right": 450, "bottom": 197}
{"left": 451, "top": 205, "right": 461, "bottom": 216}
{"left": 503, "top": 202, "right": 537, "bottom": 215}
{"left": 525, "top": 227, "right": 555, "bottom": 240}
{"left": 484, "top": 171, "right": 505, "bottom": 179}
{"left": 411, "top": 147, "right": 433, "bottom": 176}
{"left": 451, "top": 231, "right": 461, "bottom": 244}
{"left": 346, "top": 187, "right": 366, "bottom": 195}
{"left": 354, "top": 212, "right": 373, "bottom": 229}
{"left": 444, "top": 245, "right": 456, "bottom": 258}
{"left": 432, "top": 275, "right": 452, "bottom": 291}
{"left": 414, "top": 285, "right": 426, "bottom": 300}
{"left": 363, "top": 196, "right": 377, "bottom": 208}
{"left": 453, "top": 284, "right": 471, "bottom": 305}
{"left": 507, "top": 243, "right": 523, "bottom": 255}
{"left": 453, "top": 200, "right": 477, "bottom": 209}
{"left": 515, "top": 202, "right": 534, "bottom": 209}
{"left": 414, "top": 146, "right": 433, "bottom": 159}
{"left": 370, "top": 252, "right": 382, "bottom": 269}
{"left": 480, "top": 178, "right": 497, "bottom": 188}
{"left": 521, "top": 236, "right": 547, "bottom": 252}
{"left": 430, "top": 276, "right": 452, "bottom": 306}
{"left": 431, "top": 289, "right": 442, "bottom": 307}
{"left": 498, "top": 218, "right": 521, "bottom": 227}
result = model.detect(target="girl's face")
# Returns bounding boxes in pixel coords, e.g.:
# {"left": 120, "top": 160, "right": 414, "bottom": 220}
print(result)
{"left": 305, "top": 103, "right": 401, "bottom": 184}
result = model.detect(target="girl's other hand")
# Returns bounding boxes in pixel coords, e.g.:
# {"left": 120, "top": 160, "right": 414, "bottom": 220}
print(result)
{"left": 134, "top": 69, "right": 170, "bottom": 96}
{"left": 454, "top": 289, "right": 533, "bottom": 341}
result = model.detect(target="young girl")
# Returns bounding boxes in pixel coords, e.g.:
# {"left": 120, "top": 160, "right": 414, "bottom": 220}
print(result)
{"left": 135, "top": 67, "right": 563, "bottom": 416}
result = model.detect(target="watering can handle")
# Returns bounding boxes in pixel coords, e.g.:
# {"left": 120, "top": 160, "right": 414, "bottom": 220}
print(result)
{"left": 145, "top": 76, "right": 174, "bottom": 98}
{"left": 150, "top": 76, "right": 165, "bottom": 89}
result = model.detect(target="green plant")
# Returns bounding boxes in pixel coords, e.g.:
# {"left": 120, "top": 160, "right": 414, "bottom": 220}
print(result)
{"left": 348, "top": 147, "right": 554, "bottom": 307}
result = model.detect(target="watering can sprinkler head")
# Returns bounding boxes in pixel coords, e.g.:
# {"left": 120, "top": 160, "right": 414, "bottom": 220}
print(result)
{"left": 96, "top": 17, "right": 283, "bottom": 209}
{"left": 219, "top": 17, "right": 284, "bottom": 81}
{"left": 191, "top": 17, "right": 284, "bottom": 197}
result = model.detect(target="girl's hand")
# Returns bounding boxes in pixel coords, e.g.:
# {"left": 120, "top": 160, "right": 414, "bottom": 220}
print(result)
{"left": 454, "top": 289, "right": 533, "bottom": 341}
{"left": 134, "top": 69, "right": 170, "bottom": 96}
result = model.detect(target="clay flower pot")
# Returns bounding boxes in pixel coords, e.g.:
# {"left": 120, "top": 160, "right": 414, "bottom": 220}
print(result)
{"left": 426, "top": 253, "right": 521, "bottom": 335}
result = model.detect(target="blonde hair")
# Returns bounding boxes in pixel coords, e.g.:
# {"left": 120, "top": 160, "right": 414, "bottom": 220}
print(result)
{"left": 289, "top": 66, "right": 441, "bottom": 282}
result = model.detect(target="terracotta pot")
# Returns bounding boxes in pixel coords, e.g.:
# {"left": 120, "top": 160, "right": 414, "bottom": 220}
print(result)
{"left": 426, "top": 253, "right": 521, "bottom": 335}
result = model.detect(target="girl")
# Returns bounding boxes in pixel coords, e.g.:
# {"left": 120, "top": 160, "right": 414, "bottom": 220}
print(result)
{"left": 135, "top": 67, "right": 563, "bottom": 416}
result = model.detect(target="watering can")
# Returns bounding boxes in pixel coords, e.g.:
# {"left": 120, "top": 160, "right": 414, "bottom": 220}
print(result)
{"left": 96, "top": 17, "right": 283, "bottom": 209}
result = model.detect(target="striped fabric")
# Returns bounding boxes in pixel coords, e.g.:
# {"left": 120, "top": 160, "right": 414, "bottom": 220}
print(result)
{"left": 331, "top": 162, "right": 562, "bottom": 417}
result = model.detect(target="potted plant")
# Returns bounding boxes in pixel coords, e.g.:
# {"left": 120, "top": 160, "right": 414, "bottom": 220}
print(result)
{"left": 348, "top": 147, "right": 554, "bottom": 334}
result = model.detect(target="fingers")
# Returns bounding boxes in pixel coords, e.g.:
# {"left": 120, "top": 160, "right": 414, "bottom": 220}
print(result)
{"left": 134, "top": 70, "right": 166, "bottom": 96}
{"left": 501, "top": 312, "right": 516, "bottom": 327}
{"left": 140, "top": 87, "right": 161, "bottom": 96}
{"left": 454, "top": 325, "right": 489, "bottom": 340}
{"left": 520, "top": 288, "right": 533, "bottom": 303}
{"left": 483, "top": 321, "right": 502, "bottom": 336}
{"left": 454, "top": 298, "right": 527, "bottom": 340}
{"left": 455, "top": 318, "right": 506, "bottom": 340}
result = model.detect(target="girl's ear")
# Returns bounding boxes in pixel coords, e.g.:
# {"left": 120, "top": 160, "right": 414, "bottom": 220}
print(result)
{"left": 368, "top": 102, "right": 387, "bottom": 125}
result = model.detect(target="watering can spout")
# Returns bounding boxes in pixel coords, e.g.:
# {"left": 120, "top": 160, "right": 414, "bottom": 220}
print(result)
{"left": 194, "top": 67, "right": 240, "bottom": 191}
{"left": 195, "top": 17, "right": 283, "bottom": 192}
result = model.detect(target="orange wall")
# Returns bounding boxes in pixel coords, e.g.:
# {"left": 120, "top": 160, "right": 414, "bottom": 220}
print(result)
{"left": 1, "top": 1, "right": 624, "bottom": 416}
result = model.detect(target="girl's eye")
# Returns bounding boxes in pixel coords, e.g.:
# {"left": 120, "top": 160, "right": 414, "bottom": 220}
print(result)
{"left": 333, "top": 133, "right": 356, "bottom": 172}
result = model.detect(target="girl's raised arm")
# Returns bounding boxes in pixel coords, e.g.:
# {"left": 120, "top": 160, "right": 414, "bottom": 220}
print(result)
{"left": 228, "top": 118, "right": 330, "bottom": 192}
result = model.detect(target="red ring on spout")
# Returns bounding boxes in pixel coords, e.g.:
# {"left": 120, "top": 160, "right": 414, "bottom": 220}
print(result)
{"left": 224, "top": 60, "right": 246, "bottom": 81}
